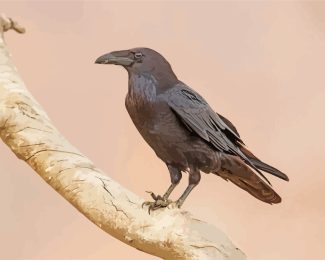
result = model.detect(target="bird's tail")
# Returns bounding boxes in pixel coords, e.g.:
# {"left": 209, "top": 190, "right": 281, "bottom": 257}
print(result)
{"left": 239, "top": 145, "right": 289, "bottom": 181}
{"left": 214, "top": 154, "right": 281, "bottom": 204}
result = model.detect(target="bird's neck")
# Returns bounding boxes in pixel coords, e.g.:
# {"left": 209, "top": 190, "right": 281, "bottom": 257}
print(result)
{"left": 128, "top": 70, "right": 178, "bottom": 93}
{"left": 127, "top": 73, "right": 158, "bottom": 102}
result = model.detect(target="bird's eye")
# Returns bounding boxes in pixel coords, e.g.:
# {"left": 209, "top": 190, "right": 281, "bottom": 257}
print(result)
{"left": 134, "top": 52, "right": 143, "bottom": 59}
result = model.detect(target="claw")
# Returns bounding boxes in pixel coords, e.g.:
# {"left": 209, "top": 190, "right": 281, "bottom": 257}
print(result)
{"left": 142, "top": 200, "right": 151, "bottom": 209}
{"left": 142, "top": 191, "right": 173, "bottom": 214}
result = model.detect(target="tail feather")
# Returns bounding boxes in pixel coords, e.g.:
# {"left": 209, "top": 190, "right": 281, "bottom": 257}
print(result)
{"left": 216, "top": 154, "right": 282, "bottom": 204}
{"left": 216, "top": 112, "right": 288, "bottom": 182}
{"left": 239, "top": 145, "right": 289, "bottom": 181}
{"left": 249, "top": 158, "right": 289, "bottom": 181}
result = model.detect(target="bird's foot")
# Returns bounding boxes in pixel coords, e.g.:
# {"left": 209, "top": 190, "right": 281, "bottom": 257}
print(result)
{"left": 142, "top": 191, "right": 173, "bottom": 214}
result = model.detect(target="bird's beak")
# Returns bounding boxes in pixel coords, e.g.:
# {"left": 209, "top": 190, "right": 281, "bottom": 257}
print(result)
{"left": 95, "top": 50, "right": 134, "bottom": 66}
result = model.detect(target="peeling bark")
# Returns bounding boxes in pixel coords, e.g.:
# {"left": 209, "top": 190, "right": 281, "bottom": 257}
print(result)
{"left": 0, "top": 14, "right": 246, "bottom": 260}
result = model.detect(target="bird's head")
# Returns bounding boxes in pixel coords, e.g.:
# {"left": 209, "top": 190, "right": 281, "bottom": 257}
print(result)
{"left": 95, "top": 47, "right": 178, "bottom": 82}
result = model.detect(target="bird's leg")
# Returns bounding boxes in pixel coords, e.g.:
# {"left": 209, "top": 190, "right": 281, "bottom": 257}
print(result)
{"left": 142, "top": 165, "right": 182, "bottom": 213}
{"left": 162, "top": 183, "right": 177, "bottom": 200}
{"left": 163, "top": 165, "right": 182, "bottom": 200}
{"left": 175, "top": 184, "right": 196, "bottom": 208}
{"left": 175, "top": 168, "right": 201, "bottom": 208}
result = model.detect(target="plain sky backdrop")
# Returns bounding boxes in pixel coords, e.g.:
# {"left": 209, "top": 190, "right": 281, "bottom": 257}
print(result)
{"left": 1, "top": 1, "right": 325, "bottom": 260}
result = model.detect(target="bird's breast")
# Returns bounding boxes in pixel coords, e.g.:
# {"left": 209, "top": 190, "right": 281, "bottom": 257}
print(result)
{"left": 125, "top": 74, "right": 160, "bottom": 130}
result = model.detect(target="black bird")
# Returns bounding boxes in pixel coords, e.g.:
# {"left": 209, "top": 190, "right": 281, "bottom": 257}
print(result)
{"left": 95, "top": 48, "right": 289, "bottom": 211}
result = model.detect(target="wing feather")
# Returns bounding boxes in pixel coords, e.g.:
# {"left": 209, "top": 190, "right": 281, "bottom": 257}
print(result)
{"left": 166, "top": 84, "right": 271, "bottom": 185}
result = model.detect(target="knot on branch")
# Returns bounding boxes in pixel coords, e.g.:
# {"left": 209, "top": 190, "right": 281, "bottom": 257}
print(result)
{"left": 0, "top": 14, "right": 25, "bottom": 34}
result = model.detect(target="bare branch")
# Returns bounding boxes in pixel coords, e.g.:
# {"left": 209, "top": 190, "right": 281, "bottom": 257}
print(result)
{"left": 0, "top": 15, "right": 246, "bottom": 260}
{"left": 0, "top": 14, "right": 25, "bottom": 34}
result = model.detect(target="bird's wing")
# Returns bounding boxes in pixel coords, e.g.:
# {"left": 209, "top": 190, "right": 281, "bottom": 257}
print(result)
{"left": 216, "top": 113, "right": 240, "bottom": 142}
{"left": 166, "top": 84, "right": 271, "bottom": 184}
{"left": 166, "top": 85, "right": 242, "bottom": 148}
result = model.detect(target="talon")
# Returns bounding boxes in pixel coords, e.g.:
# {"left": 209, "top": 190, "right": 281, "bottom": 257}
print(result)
{"left": 142, "top": 201, "right": 151, "bottom": 208}
{"left": 148, "top": 205, "right": 154, "bottom": 214}
{"left": 142, "top": 197, "right": 174, "bottom": 214}
{"left": 142, "top": 190, "right": 175, "bottom": 213}
{"left": 148, "top": 203, "right": 161, "bottom": 214}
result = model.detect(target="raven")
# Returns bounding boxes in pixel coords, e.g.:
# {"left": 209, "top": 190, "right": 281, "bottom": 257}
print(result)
{"left": 95, "top": 48, "right": 289, "bottom": 211}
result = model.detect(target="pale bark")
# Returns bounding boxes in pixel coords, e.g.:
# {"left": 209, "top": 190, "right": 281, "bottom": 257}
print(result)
{"left": 0, "top": 15, "right": 246, "bottom": 260}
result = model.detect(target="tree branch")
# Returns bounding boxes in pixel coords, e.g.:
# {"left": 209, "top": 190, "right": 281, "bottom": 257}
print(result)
{"left": 0, "top": 14, "right": 246, "bottom": 260}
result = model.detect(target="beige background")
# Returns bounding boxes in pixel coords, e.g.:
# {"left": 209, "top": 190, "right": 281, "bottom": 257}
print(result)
{"left": 1, "top": 1, "right": 325, "bottom": 259}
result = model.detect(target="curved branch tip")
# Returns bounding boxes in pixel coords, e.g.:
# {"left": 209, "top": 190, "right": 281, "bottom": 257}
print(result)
{"left": 0, "top": 14, "right": 25, "bottom": 34}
